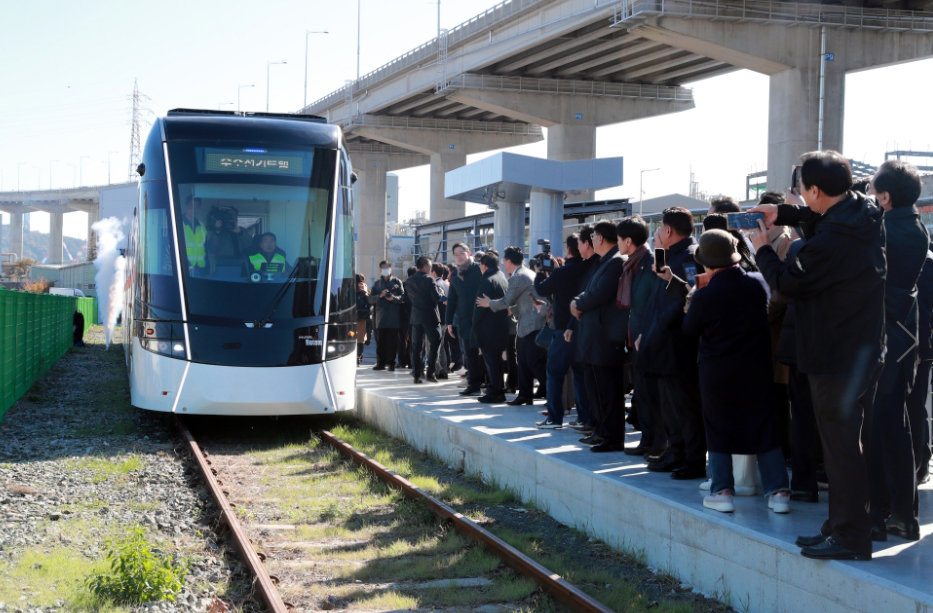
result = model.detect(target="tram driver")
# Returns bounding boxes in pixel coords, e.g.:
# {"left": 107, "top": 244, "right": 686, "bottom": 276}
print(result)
{"left": 245, "top": 232, "right": 290, "bottom": 282}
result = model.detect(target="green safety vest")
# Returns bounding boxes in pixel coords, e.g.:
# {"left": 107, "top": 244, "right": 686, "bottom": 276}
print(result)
{"left": 184, "top": 222, "right": 206, "bottom": 268}
{"left": 249, "top": 252, "right": 287, "bottom": 273}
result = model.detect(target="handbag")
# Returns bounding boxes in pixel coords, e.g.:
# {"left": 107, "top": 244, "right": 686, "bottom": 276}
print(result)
{"left": 535, "top": 325, "right": 557, "bottom": 350}
{"left": 534, "top": 307, "right": 556, "bottom": 350}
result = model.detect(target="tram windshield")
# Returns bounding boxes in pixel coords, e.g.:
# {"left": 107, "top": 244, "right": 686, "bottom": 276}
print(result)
{"left": 168, "top": 142, "right": 338, "bottom": 322}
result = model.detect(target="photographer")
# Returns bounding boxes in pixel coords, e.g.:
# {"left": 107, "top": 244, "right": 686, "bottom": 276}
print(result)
{"left": 206, "top": 205, "right": 249, "bottom": 274}
{"left": 533, "top": 235, "right": 587, "bottom": 428}
{"left": 369, "top": 260, "right": 405, "bottom": 371}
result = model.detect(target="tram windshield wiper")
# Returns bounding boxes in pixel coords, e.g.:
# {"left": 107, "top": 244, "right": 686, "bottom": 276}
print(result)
{"left": 251, "top": 257, "right": 314, "bottom": 327}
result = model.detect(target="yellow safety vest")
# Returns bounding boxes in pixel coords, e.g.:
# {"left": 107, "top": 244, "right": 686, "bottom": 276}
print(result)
{"left": 249, "top": 252, "right": 287, "bottom": 272}
{"left": 184, "top": 222, "right": 206, "bottom": 268}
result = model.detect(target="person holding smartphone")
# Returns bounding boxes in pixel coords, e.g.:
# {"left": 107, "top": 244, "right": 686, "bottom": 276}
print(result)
{"left": 749, "top": 150, "right": 884, "bottom": 561}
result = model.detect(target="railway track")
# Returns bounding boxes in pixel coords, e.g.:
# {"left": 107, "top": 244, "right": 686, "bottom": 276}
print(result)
{"left": 177, "top": 416, "right": 616, "bottom": 612}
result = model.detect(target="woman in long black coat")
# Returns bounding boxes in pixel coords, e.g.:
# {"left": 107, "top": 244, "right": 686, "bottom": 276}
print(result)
{"left": 669, "top": 229, "right": 790, "bottom": 513}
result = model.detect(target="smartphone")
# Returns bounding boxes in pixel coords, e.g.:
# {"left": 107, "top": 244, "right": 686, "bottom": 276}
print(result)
{"left": 726, "top": 212, "right": 764, "bottom": 231}
{"left": 654, "top": 248, "right": 666, "bottom": 270}
{"left": 790, "top": 164, "right": 802, "bottom": 196}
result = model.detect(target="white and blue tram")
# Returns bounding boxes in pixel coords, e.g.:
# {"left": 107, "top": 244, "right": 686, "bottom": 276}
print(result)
{"left": 123, "top": 109, "right": 357, "bottom": 415}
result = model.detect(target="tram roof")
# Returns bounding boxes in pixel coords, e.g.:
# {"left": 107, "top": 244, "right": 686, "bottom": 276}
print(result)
{"left": 162, "top": 109, "right": 342, "bottom": 149}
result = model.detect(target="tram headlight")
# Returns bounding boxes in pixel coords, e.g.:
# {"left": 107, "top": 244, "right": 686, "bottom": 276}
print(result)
{"left": 137, "top": 321, "right": 187, "bottom": 359}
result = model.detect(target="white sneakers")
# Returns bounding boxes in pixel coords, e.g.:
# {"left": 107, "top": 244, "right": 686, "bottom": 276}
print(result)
{"left": 699, "top": 479, "right": 757, "bottom": 496}
{"left": 703, "top": 490, "right": 736, "bottom": 513}
{"left": 768, "top": 491, "right": 791, "bottom": 514}
{"left": 703, "top": 489, "right": 791, "bottom": 514}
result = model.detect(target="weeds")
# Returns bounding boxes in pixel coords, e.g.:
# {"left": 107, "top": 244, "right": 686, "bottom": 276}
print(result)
{"left": 85, "top": 526, "right": 188, "bottom": 605}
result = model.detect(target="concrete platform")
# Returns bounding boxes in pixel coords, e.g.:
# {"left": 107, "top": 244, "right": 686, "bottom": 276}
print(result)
{"left": 353, "top": 365, "right": 933, "bottom": 613}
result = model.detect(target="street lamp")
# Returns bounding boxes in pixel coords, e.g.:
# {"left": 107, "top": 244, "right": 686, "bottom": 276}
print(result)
{"left": 639, "top": 168, "right": 660, "bottom": 217}
{"left": 17, "top": 162, "right": 26, "bottom": 191}
{"left": 304, "top": 30, "right": 328, "bottom": 108}
{"left": 237, "top": 84, "right": 254, "bottom": 112}
{"left": 107, "top": 151, "right": 118, "bottom": 185}
{"left": 266, "top": 60, "right": 287, "bottom": 112}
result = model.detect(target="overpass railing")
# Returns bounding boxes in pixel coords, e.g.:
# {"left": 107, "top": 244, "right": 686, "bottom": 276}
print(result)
{"left": 441, "top": 73, "right": 693, "bottom": 101}
{"left": 613, "top": 0, "right": 933, "bottom": 32}
{"left": 0, "top": 289, "right": 82, "bottom": 421}
{"left": 346, "top": 114, "right": 543, "bottom": 136}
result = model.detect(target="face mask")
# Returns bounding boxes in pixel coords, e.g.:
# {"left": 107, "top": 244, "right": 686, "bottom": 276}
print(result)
{"left": 381, "top": 268, "right": 391, "bottom": 276}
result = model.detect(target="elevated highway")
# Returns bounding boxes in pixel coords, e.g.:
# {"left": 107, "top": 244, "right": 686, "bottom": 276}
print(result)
{"left": 303, "top": 0, "right": 933, "bottom": 267}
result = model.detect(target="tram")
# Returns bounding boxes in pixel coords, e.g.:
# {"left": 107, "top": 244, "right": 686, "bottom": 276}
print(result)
{"left": 123, "top": 109, "right": 357, "bottom": 415}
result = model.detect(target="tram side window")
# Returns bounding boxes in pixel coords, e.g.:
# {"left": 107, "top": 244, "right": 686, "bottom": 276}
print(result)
{"left": 328, "top": 153, "right": 355, "bottom": 323}
{"left": 139, "top": 189, "right": 176, "bottom": 277}
{"left": 136, "top": 182, "right": 182, "bottom": 314}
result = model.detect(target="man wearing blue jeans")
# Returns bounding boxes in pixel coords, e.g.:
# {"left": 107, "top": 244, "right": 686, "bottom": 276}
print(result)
{"left": 533, "top": 234, "right": 590, "bottom": 428}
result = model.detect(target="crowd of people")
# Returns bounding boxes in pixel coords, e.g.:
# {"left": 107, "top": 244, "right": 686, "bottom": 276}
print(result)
{"left": 355, "top": 151, "right": 930, "bottom": 562}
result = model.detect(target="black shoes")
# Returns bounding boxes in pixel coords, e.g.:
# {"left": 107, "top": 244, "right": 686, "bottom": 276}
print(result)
{"left": 459, "top": 386, "right": 482, "bottom": 396}
{"left": 800, "top": 537, "right": 870, "bottom": 561}
{"left": 579, "top": 434, "right": 603, "bottom": 445}
{"left": 790, "top": 490, "right": 819, "bottom": 503}
{"left": 670, "top": 463, "right": 707, "bottom": 480}
{"left": 373, "top": 364, "right": 386, "bottom": 371}
{"left": 623, "top": 445, "right": 648, "bottom": 456}
{"left": 590, "top": 441, "right": 625, "bottom": 453}
{"left": 425, "top": 374, "right": 438, "bottom": 383}
{"left": 436, "top": 372, "right": 448, "bottom": 380}
{"left": 795, "top": 533, "right": 828, "bottom": 547}
{"left": 388, "top": 364, "right": 396, "bottom": 371}
{"left": 507, "top": 396, "right": 534, "bottom": 406}
{"left": 885, "top": 517, "right": 920, "bottom": 541}
{"left": 647, "top": 454, "right": 683, "bottom": 473}
{"left": 477, "top": 393, "right": 506, "bottom": 403}
{"left": 413, "top": 377, "right": 423, "bottom": 384}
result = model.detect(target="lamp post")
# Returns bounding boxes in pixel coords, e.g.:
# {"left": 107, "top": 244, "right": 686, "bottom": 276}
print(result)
{"left": 17, "top": 162, "right": 26, "bottom": 192}
{"left": 237, "top": 84, "right": 254, "bottom": 113}
{"left": 304, "top": 30, "right": 328, "bottom": 108}
{"left": 639, "top": 167, "right": 660, "bottom": 217}
{"left": 107, "top": 151, "right": 118, "bottom": 185}
{"left": 266, "top": 60, "right": 287, "bottom": 112}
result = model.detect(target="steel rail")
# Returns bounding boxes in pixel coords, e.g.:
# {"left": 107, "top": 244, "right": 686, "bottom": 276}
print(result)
{"left": 176, "top": 417, "right": 291, "bottom": 613}
{"left": 316, "top": 429, "right": 614, "bottom": 613}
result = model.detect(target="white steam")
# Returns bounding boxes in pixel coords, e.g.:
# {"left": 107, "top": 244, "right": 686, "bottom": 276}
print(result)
{"left": 92, "top": 217, "right": 127, "bottom": 349}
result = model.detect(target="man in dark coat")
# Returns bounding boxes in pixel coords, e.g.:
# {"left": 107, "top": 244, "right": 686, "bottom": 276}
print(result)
{"left": 368, "top": 260, "right": 405, "bottom": 371}
{"left": 908, "top": 250, "right": 933, "bottom": 485}
{"left": 447, "top": 242, "right": 484, "bottom": 395}
{"left": 570, "top": 221, "right": 626, "bottom": 452}
{"left": 672, "top": 229, "right": 790, "bottom": 514}
{"left": 751, "top": 150, "right": 885, "bottom": 561}
{"left": 618, "top": 217, "right": 665, "bottom": 456}
{"left": 564, "top": 226, "right": 599, "bottom": 434}
{"left": 406, "top": 256, "right": 445, "bottom": 384}
{"left": 641, "top": 207, "right": 706, "bottom": 478}
{"left": 866, "top": 161, "right": 928, "bottom": 541}
{"left": 472, "top": 252, "right": 509, "bottom": 403}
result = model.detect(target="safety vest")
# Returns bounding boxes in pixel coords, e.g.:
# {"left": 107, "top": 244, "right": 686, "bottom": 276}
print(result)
{"left": 249, "top": 252, "right": 287, "bottom": 272}
{"left": 184, "top": 222, "right": 206, "bottom": 268}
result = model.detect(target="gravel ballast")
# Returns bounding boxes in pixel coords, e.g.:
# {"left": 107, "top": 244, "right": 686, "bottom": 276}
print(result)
{"left": 0, "top": 326, "right": 256, "bottom": 612}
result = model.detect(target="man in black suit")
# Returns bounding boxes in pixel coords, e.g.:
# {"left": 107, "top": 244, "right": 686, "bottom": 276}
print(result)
{"left": 447, "top": 242, "right": 485, "bottom": 396}
{"left": 406, "top": 256, "right": 445, "bottom": 384}
{"left": 472, "top": 252, "right": 510, "bottom": 403}
{"left": 569, "top": 221, "right": 627, "bottom": 451}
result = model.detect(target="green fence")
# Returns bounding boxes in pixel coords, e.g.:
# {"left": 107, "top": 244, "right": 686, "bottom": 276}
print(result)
{"left": 0, "top": 288, "right": 77, "bottom": 422}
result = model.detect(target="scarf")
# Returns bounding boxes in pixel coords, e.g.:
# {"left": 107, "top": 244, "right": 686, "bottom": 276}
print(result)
{"left": 616, "top": 244, "right": 649, "bottom": 309}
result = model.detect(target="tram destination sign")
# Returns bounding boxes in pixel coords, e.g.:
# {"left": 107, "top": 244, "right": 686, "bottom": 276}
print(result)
{"left": 204, "top": 149, "right": 304, "bottom": 176}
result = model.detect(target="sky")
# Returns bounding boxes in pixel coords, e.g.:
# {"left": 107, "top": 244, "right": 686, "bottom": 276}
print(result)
{"left": 1, "top": 0, "right": 931, "bottom": 238}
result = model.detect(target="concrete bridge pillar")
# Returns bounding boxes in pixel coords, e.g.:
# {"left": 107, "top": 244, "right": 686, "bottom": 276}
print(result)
{"left": 529, "top": 188, "right": 564, "bottom": 258}
{"left": 547, "top": 124, "right": 596, "bottom": 202}
{"left": 49, "top": 211, "right": 64, "bottom": 265}
{"left": 352, "top": 153, "right": 390, "bottom": 280}
{"left": 767, "top": 60, "right": 845, "bottom": 192}
{"left": 10, "top": 211, "right": 24, "bottom": 260}
{"left": 430, "top": 149, "right": 467, "bottom": 222}
{"left": 493, "top": 201, "right": 525, "bottom": 256}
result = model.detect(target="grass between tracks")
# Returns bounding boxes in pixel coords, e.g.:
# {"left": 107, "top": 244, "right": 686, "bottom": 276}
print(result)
{"left": 244, "top": 418, "right": 726, "bottom": 612}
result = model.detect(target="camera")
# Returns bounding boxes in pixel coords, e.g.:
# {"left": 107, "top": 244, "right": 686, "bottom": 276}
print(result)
{"left": 208, "top": 205, "right": 239, "bottom": 232}
{"left": 530, "top": 239, "right": 553, "bottom": 272}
